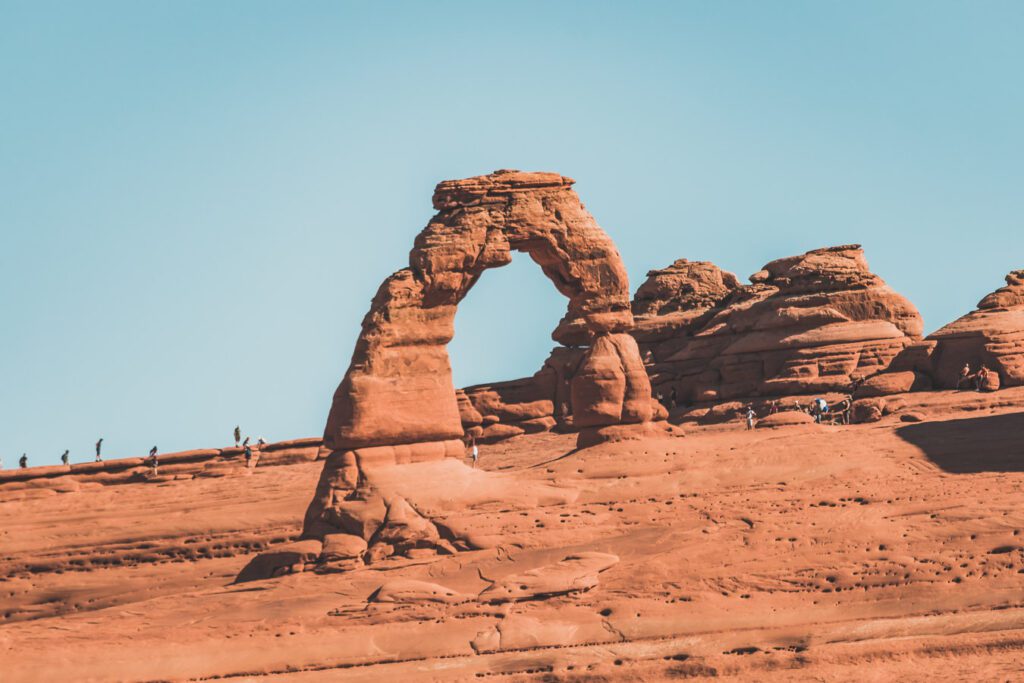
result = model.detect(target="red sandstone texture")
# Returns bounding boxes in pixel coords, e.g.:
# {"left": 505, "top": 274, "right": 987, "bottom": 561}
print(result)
{"left": 634, "top": 246, "right": 923, "bottom": 412}
{"left": 4, "top": 389, "right": 1024, "bottom": 681}
{"left": 300, "top": 170, "right": 665, "bottom": 569}
{"left": 860, "top": 269, "right": 1024, "bottom": 398}
{"left": 321, "top": 169, "right": 656, "bottom": 457}
{"left": 4, "top": 168, "right": 1024, "bottom": 680}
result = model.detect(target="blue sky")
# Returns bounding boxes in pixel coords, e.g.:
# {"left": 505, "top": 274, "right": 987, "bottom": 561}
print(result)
{"left": 2, "top": 1, "right": 1022, "bottom": 465}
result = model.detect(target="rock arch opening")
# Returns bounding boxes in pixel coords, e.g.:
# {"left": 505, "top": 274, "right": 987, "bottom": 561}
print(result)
{"left": 303, "top": 170, "right": 666, "bottom": 540}
{"left": 448, "top": 255, "right": 568, "bottom": 389}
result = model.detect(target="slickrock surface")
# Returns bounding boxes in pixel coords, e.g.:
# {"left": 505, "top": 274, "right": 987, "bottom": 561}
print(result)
{"left": 306, "top": 170, "right": 665, "bottom": 552}
{"left": 3, "top": 389, "right": 1024, "bottom": 681}
{"left": 635, "top": 245, "right": 923, "bottom": 409}
{"left": 864, "top": 269, "right": 1024, "bottom": 395}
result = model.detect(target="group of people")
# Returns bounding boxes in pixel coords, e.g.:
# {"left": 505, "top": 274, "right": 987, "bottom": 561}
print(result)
{"left": 3, "top": 438, "right": 109, "bottom": 470}
{"left": 235, "top": 426, "right": 267, "bottom": 469}
{"left": 957, "top": 363, "right": 993, "bottom": 391}
{"left": 4, "top": 428, "right": 266, "bottom": 473}
{"left": 743, "top": 394, "right": 853, "bottom": 429}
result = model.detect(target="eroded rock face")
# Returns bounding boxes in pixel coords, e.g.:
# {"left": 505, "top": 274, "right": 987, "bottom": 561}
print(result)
{"left": 303, "top": 170, "right": 663, "bottom": 545}
{"left": 631, "top": 259, "right": 741, "bottom": 345}
{"left": 873, "top": 270, "right": 1024, "bottom": 392}
{"left": 635, "top": 245, "right": 923, "bottom": 405}
{"left": 322, "top": 170, "right": 648, "bottom": 454}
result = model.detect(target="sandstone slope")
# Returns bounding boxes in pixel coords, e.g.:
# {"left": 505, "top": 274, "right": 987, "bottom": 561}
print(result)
{"left": 3, "top": 390, "right": 1024, "bottom": 681}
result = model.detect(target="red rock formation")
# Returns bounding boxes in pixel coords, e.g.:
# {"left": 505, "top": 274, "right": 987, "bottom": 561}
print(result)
{"left": 304, "top": 170, "right": 664, "bottom": 546}
{"left": 635, "top": 245, "right": 923, "bottom": 408}
{"left": 631, "top": 259, "right": 741, "bottom": 344}
{"left": 459, "top": 346, "right": 582, "bottom": 443}
{"left": 864, "top": 269, "right": 1024, "bottom": 394}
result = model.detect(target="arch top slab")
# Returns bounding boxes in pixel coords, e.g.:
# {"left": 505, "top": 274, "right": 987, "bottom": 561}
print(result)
{"left": 323, "top": 169, "right": 652, "bottom": 454}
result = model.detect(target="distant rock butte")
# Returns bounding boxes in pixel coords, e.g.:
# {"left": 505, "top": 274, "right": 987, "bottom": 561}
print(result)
{"left": 634, "top": 245, "right": 923, "bottom": 407}
{"left": 861, "top": 269, "right": 1024, "bottom": 397}
{"left": 301, "top": 170, "right": 667, "bottom": 556}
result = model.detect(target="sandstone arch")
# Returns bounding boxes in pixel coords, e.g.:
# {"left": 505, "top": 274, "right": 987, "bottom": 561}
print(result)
{"left": 303, "top": 170, "right": 662, "bottom": 539}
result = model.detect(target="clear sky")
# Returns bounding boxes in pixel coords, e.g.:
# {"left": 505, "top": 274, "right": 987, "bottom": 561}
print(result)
{"left": 2, "top": 1, "right": 1022, "bottom": 465}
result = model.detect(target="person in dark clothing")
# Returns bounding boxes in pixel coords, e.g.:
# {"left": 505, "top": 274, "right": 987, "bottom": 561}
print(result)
{"left": 61, "top": 450, "right": 69, "bottom": 466}
{"left": 242, "top": 436, "right": 250, "bottom": 448}
{"left": 233, "top": 426, "right": 241, "bottom": 447}
{"left": 19, "top": 453, "right": 28, "bottom": 469}
{"left": 95, "top": 438, "right": 104, "bottom": 462}
{"left": 147, "top": 447, "right": 159, "bottom": 476}
{"left": 244, "top": 445, "right": 253, "bottom": 469}
{"left": 669, "top": 387, "right": 678, "bottom": 410}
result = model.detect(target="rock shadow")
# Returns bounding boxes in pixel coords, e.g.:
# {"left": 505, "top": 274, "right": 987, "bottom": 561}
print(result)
{"left": 896, "top": 412, "right": 1024, "bottom": 473}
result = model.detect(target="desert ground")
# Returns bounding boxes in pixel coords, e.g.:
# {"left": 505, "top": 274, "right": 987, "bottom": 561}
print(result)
{"left": 3, "top": 389, "right": 1024, "bottom": 682}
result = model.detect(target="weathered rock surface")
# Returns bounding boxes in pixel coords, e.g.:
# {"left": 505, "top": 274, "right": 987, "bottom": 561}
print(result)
{"left": 305, "top": 170, "right": 665, "bottom": 542}
{"left": 9, "top": 393, "right": 1024, "bottom": 680}
{"left": 478, "top": 552, "right": 619, "bottom": 603}
{"left": 635, "top": 245, "right": 923, "bottom": 406}
{"left": 369, "top": 579, "right": 469, "bottom": 604}
{"left": 631, "top": 259, "right": 741, "bottom": 344}
{"left": 870, "top": 270, "right": 1024, "bottom": 392}
{"left": 234, "top": 539, "right": 323, "bottom": 583}
{"left": 322, "top": 170, "right": 647, "bottom": 454}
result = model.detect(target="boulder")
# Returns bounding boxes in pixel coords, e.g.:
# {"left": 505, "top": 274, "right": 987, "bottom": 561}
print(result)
{"left": 317, "top": 533, "right": 368, "bottom": 572}
{"left": 855, "top": 371, "right": 931, "bottom": 398}
{"left": 519, "top": 416, "right": 557, "bottom": 434}
{"left": 235, "top": 540, "right": 323, "bottom": 583}
{"left": 755, "top": 411, "right": 815, "bottom": 428}
{"left": 852, "top": 398, "right": 885, "bottom": 424}
{"left": 370, "top": 496, "right": 446, "bottom": 558}
{"left": 479, "top": 423, "right": 525, "bottom": 444}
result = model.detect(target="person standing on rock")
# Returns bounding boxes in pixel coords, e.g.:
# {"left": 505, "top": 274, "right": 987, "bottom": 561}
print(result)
{"left": 745, "top": 406, "right": 756, "bottom": 430}
{"left": 61, "top": 450, "right": 69, "bottom": 466}
{"left": 669, "top": 387, "right": 678, "bottom": 410}
{"left": 148, "top": 446, "right": 159, "bottom": 476}
{"left": 234, "top": 426, "right": 241, "bottom": 447}
{"left": 838, "top": 396, "right": 853, "bottom": 425}
{"left": 957, "top": 363, "right": 971, "bottom": 390}
{"left": 19, "top": 453, "right": 28, "bottom": 469}
{"left": 244, "top": 444, "right": 254, "bottom": 469}
{"left": 95, "top": 438, "right": 104, "bottom": 461}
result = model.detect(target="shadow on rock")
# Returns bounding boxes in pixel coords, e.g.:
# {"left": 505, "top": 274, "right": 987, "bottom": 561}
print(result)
{"left": 896, "top": 411, "right": 1024, "bottom": 473}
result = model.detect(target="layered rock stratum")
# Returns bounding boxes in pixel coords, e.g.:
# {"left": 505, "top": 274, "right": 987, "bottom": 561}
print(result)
{"left": 861, "top": 269, "right": 1024, "bottom": 396}
{"left": 634, "top": 245, "right": 923, "bottom": 407}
